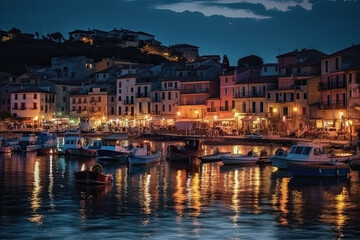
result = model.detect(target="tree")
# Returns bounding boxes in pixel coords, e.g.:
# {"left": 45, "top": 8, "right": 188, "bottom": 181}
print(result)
{"left": 8, "top": 27, "right": 21, "bottom": 35}
{"left": 237, "top": 55, "right": 263, "bottom": 67}
{"left": 222, "top": 55, "right": 230, "bottom": 71}
{"left": 48, "top": 32, "right": 65, "bottom": 42}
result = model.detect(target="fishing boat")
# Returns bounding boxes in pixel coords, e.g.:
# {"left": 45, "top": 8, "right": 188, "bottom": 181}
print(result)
{"left": 0, "top": 138, "right": 12, "bottom": 153}
{"left": 221, "top": 150, "right": 260, "bottom": 166}
{"left": 19, "top": 133, "right": 37, "bottom": 152}
{"left": 271, "top": 143, "right": 355, "bottom": 169}
{"left": 74, "top": 163, "right": 113, "bottom": 184}
{"left": 287, "top": 162, "right": 350, "bottom": 177}
{"left": 199, "top": 148, "right": 231, "bottom": 162}
{"left": 36, "top": 131, "right": 57, "bottom": 155}
{"left": 59, "top": 130, "right": 85, "bottom": 155}
{"left": 128, "top": 147, "right": 162, "bottom": 165}
{"left": 97, "top": 134, "right": 130, "bottom": 161}
{"left": 166, "top": 138, "right": 203, "bottom": 161}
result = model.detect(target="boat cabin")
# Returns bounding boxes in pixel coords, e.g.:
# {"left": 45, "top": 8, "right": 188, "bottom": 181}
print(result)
{"left": 184, "top": 138, "right": 201, "bottom": 151}
{"left": 288, "top": 144, "right": 324, "bottom": 158}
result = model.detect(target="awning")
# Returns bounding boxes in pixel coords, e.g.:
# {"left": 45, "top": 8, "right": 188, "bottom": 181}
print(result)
{"left": 242, "top": 116, "right": 251, "bottom": 121}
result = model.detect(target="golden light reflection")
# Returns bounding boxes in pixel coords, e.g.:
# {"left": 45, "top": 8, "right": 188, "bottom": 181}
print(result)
{"left": 320, "top": 187, "right": 350, "bottom": 236}
{"left": 28, "top": 159, "right": 43, "bottom": 224}
{"left": 291, "top": 190, "right": 304, "bottom": 226}
{"left": 252, "top": 167, "right": 261, "bottom": 214}
{"left": 141, "top": 174, "right": 152, "bottom": 216}
{"left": 188, "top": 173, "right": 201, "bottom": 218}
{"left": 48, "top": 156, "right": 55, "bottom": 211}
{"left": 232, "top": 170, "right": 240, "bottom": 217}
{"left": 173, "top": 170, "right": 186, "bottom": 221}
{"left": 115, "top": 167, "right": 128, "bottom": 212}
{"left": 272, "top": 177, "right": 290, "bottom": 226}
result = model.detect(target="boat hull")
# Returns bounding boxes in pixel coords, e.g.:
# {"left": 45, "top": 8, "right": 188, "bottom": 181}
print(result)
{"left": 0, "top": 146, "right": 12, "bottom": 153}
{"left": 288, "top": 163, "right": 350, "bottom": 177}
{"left": 221, "top": 155, "right": 259, "bottom": 165}
{"left": 74, "top": 171, "right": 113, "bottom": 184}
{"left": 36, "top": 146, "right": 57, "bottom": 155}
{"left": 128, "top": 151, "right": 162, "bottom": 165}
{"left": 166, "top": 145, "right": 201, "bottom": 161}
{"left": 97, "top": 149, "right": 129, "bottom": 161}
{"left": 68, "top": 148, "right": 97, "bottom": 157}
{"left": 200, "top": 153, "right": 231, "bottom": 162}
{"left": 271, "top": 156, "right": 352, "bottom": 169}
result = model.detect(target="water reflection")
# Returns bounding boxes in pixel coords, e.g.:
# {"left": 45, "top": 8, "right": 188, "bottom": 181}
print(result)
{"left": 1, "top": 141, "right": 360, "bottom": 239}
{"left": 28, "top": 158, "right": 43, "bottom": 224}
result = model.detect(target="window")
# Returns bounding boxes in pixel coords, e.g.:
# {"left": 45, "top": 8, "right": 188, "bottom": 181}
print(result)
{"left": 33, "top": 103, "right": 37, "bottom": 109}
{"left": 302, "top": 107, "right": 306, "bottom": 116}
{"left": 225, "top": 88, "right": 228, "bottom": 95}
{"left": 169, "top": 105, "right": 171, "bottom": 112}
{"left": 162, "top": 92, "right": 165, "bottom": 100}
{"left": 295, "top": 146, "right": 304, "bottom": 154}
{"left": 21, "top": 102, "right": 26, "bottom": 109}
{"left": 98, "top": 96, "right": 101, "bottom": 102}
{"left": 175, "top": 82, "right": 178, "bottom": 89}
{"left": 232, "top": 100, "right": 235, "bottom": 109}
{"left": 325, "top": 60, "right": 328, "bottom": 72}
{"left": 225, "top": 77, "right": 228, "bottom": 83}
{"left": 98, "top": 106, "right": 101, "bottom": 111}
{"left": 168, "top": 92, "right": 171, "bottom": 100}
{"left": 118, "top": 107, "right": 121, "bottom": 115}
{"left": 296, "top": 93, "right": 300, "bottom": 100}
{"left": 164, "top": 82, "right": 167, "bottom": 88}
{"left": 267, "top": 93, "right": 271, "bottom": 99}
{"left": 252, "top": 102, "right": 256, "bottom": 113}
{"left": 139, "top": 102, "right": 142, "bottom": 112}
{"left": 335, "top": 58, "right": 339, "bottom": 70}
{"left": 23, "top": 94, "right": 26, "bottom": 99}
{"left": 283, "top": 107, "right": 288, "bottom": 116}
{"left": 260, "top": 102, "right": 264, "bottom": 112}
{"left": 162, "top": 105, "right": 165, "bottom": 112}
{"left": 15, "top": 94, "right": 18, "bottom": 100}
{"left": 242, "top": 102, "right": 246, "bottom": 113}
{"left": 34, "top": 94, "right": 37, "bottom": 99}
{"left": 13, "top": 103, "right": 18, "bottom": 109}
{"left": 304, "top": 93, "right": 307, "bottom": 100}
{"left": 63, "top": 86, "right": 66, "bottom": 91}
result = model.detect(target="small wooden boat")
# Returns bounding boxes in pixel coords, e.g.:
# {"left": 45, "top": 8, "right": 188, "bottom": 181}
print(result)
{"left": 287, "top": 162, "right": 350, "bottom": 177}
{"left": 166, "top": 138, "right": 203, "bottom": 161}
{"left": 74, "top": 163, "right": 113, "bottom": 184}
{"left": 221, "top": 150, "right": 260, "bottom": 166}
{"left": 128, "top": 150, "right": 162, "bottom": 165}
{"left": 199, "top": 148, "right": 231, "bottom": 162}
{"left": 68, "top": 147, "right": 98, "bottom": 157}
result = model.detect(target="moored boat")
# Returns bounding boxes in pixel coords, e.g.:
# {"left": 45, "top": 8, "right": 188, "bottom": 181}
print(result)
{"left": 199, "top": 148, "right": 231, "bottom": 162}
{"left": 97, "top": 134, "right": 130, "bottom": 161}
{"left": 0, "top": 138, "right": 12, "bottom": 153}
{"left": 166, "top": 138, "right": 203, "bottom": 161}
{"left": 221, "top": 150, "right": 259, "bottom": 166}
{"left": 36, "top": 131, "right": 57, "bottom": 155}
{"left": 271, "top": 143, "right": 354, "bottom": 169}
{"left": 74, "top": 163, "right": 113, "bottom": 184}
{"left": 128, "top": 147, "right": 162, "bottom": 165}
{"left": 287, "top": 162, "right": 350, "bottom": 177}
{"left": 59, "top": 130, "right": 85, "bottom": 155}
{"left": 19, "top": 133, "right": 37, "bottom": 152}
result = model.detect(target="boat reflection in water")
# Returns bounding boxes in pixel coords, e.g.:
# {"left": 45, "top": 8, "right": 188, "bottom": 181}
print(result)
{"left": 1, "top": 141, "right": 360, "bottom": 239}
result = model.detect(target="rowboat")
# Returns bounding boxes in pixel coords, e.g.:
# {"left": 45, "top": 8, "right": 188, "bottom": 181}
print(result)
{"left": 166, "top": 138, "right": 203, "bottom": 161}
{"left": 128, "top": 150, "right": 162, "bottom": 165}
{"left": 287, "top": 161, "right": 350, "bottom": 177}
{"left": 221, "top": 150, "right": 259, "bottom": 166}
{"left": 74, "top": 163, "right": 113, "bottom": 184}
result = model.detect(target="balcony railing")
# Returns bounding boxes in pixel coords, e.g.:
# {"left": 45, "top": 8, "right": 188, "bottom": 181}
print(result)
{"left": 123, "top": 100, "right": 134, "bottom": 105}
{"left": 179, "top": 101, "right": 206, "bottom": 105}
{"left": 233, "top": 92, "right": 265, "bottom": 98}
{"left": 319, "top": 82, "right": 346, "bottom": 90}
{"left": 220, "top": 107, "right": 232, "bottom": 112}
{"left": 136, "top": 93, "right": 149, "bottom": 98}
{"left": 207, "top": 107, "right": 217, "bottom": 112}
{"left": 181, "top": 88, "right": 209, "bottom": 94}
{"left": 151, "top": 98, "right": 162, "bottom": 102}
{"left": 318, "top": 101, "right": 347, "bottom": 110}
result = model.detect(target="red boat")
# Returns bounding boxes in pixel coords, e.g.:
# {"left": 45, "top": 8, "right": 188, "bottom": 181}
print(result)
{"left": 74, "top": 163, "right": 113, "bottom": 184}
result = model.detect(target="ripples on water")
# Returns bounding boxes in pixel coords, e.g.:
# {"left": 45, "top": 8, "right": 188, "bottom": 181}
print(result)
{"left": 1, "top": 142, "right": 360, "bottom": 239}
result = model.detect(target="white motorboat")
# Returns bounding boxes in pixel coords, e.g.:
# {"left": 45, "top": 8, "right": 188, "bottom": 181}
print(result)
{"left": 221, "top": 150, "right": 260, "bottom": 166}
{"left": 128, "top": 147, "right": 162, "bottom": 165}
{"left": 199, "top": 148, "right": 231, "bottom": 162}
{"left": 59, "top": 130, "right": 86, "bottom": 154}
{"left": 271, "top": 143, "right": 355, "bottom": 169}
{"left": 97, "top": 134, "right": 130, "bottom": 160}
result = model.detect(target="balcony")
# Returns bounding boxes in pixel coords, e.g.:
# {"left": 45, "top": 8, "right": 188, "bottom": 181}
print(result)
{"left": 181, "top": 88, "right": 209, "bottom": 94}
{"left": 233, "top": 92, "right": 265, "bottom": 98}
{"left": 90, "top": 100, "right": 97, "bottom": 105}
{"left": 318, "top": 101, "right": 347, "bottom": 110}
{"left": 151, "top": 98, "right": 162, "bottom": 102}
{"left": 136, "top": 93, "right": 149, "bottom": 98}
{"left": 123, "top": 100, "right": 134, "bottom": 105}
{"left": 220, "top": 107, "right": 232, "bottom": 112}
{"left": 179, "top": 101, "right": 206, "bottom": 106}
{"left": 319, "top": 82, "right": 346, "bottom": 90}
{"left": 207, "top": 108, "right": 217, "bottom": 112}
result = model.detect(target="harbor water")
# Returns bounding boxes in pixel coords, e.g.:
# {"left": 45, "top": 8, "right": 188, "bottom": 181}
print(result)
{"left": 1, "top": 141, "right": 360, "bottom": 239}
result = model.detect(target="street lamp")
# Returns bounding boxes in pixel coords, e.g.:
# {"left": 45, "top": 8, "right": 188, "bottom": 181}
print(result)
{"left": 195, "top": 110, "right": 199, "bottom": 119}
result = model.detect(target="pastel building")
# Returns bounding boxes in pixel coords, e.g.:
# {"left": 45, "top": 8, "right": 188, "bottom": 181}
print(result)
{"left": 11, "top": 88, "right": 56, "bottom": 125}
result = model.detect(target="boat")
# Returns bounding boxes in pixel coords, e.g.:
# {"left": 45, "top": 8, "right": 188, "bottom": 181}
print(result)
{"left": 74, "top": 163, "right": 113, "bottom": 184}
{"left": 199, "top": 148, "right": 231, "bottom": 162}
{"left": 287, "top": 162, "right": 350, "bottom": 177}
{"left": 19, "top": 133, "right": 37, "bottom": 152}
{"left": 166, "top": 138, "right": 203, "bottom": 161}
{"left": 128, "top": 144, "right": 162, "bottom": 165}
{"left": 271, "top": 143, "right": 355, "bottom": 169}
{"left": 97, "top": 134, "right": 130, "bottom": 161}
{"left": 59, "top": 130, "right": 85, "bottom": 155}
{"left": 0, "top": 138, "right": 12, "bottom": 153}
{"left": 36, "top": 131, "right": 58, "bottom": 155}
{"left": 221, "top": 150, "right": 260, "bottom": 166}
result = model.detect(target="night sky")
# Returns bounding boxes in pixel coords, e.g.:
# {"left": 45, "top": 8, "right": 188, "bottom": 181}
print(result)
{"left": 1, "top": 0, "right": 359, "bottom": 64}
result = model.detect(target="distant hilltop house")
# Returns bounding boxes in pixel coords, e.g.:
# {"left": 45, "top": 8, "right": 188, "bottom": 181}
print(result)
{"left": 68, "top": 28, "right": 155, "bottom": 47}
{"left": 169, "top": 44, "right": 199, "bottom": 62}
